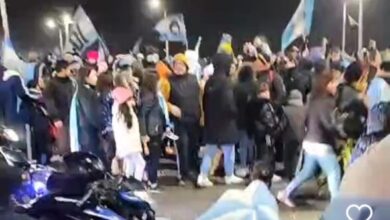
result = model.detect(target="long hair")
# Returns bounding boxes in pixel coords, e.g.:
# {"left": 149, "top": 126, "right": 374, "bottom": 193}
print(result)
{"left": 118, "top": 102, "right": 133, "bottom": 129}
{"left": 96, "top": 72, "right": 114, "bottom": 93}
{"left": 141, "top": 72, "right": 158, "bottom": 95}
{"left": 310, "top": 60, "right": 333, "bottom": 100}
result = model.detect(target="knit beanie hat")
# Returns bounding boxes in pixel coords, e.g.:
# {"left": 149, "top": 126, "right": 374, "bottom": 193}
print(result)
{"left": 173, "top": 53, "right": 189, "bottom": 68}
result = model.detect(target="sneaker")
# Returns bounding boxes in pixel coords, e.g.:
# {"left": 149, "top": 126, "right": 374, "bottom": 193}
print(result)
{"left": 178, "top": 179, "right": 186, "bottom": 187}
{"left": 225, "top": 175, "right": 244, "bottom": 185}
{"left": 277, "top": 191, "right": 296, "bottom": 208}
{"left": 148, "top": 183, "right": 161, "bottom": 193}
{"left": 236, "top": 167, "right": 249, "bottom": 178}
{"left": 197, "top": 175, "right": 214, "bottom": 188}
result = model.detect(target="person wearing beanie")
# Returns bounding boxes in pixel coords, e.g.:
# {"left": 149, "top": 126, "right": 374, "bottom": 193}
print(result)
{"left": 167, "top": 53, "right": 201, "bottom": 184}
{"left": 282, "top": 90, "right": 306, "bottom": 180}
{"left": 111, "top": 86, "right": 145, "bottom": 181}
{"left": 198, "top": 53, "right": 243, "bottom": 187}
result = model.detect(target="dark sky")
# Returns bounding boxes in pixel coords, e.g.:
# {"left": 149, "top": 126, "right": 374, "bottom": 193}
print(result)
{"left": 3, "top": 0, "right": 390, "bottom": 57}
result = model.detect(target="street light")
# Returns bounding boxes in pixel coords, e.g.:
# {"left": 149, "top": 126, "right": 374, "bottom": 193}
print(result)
{"left": 46, "top": 19, "right": 57, "bottom": 29}
{"left": 148, "top": 0, "right": 161, "bottom": 10}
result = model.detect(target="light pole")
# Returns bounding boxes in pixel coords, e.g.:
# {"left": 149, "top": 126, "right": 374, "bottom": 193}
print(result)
{"left": 46, "top": 18, "right": 64, "bottom": 54}
{"left": 358, "top": 0, "right": 363, "bottom": 51}
{"left": 45, "top": 13, "right": 73, "bottom": 55}
{"left": 342, "top": 1, "right": 347, "bottom": 53}
{"left": 148, "top": 0, "right": 169, "bottom": 58}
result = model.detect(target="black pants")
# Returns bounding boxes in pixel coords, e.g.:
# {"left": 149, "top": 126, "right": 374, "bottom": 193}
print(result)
{"left": 175, "top": 121, "right": 200, "bottom": 180}
{"left": 146, "top": 136, "right": 162, "bottom": 184}
{"left": 283, "top": 140, "right": 300, "bottom": 180}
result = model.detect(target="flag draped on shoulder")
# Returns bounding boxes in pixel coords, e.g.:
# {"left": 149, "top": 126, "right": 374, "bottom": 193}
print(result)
{"left": 154, "top": 14, "right": 188, "bottom": 45}
{"left": 64, "top": 6, "right": 109, "bottom": 57}
{"left": 281, "top": 0, "right": 315, "bottom": 51}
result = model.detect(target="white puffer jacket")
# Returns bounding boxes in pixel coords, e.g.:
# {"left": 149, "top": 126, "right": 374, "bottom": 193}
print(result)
{"left": 112, "top": 102, "right": 143, "bottom": 159}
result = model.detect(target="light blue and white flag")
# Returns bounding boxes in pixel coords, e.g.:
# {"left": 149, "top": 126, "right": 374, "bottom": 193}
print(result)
{"left": 1, "top": 0, "right": 36, "bottom": 81}
{"left": 281, "top": 0, "right": 315, "bottom": 51}
{"left": 154, "top": 14, "right": 188, "bottom": 45}
{"left": 64, "top": 6, "right": 109, "bottom": 57}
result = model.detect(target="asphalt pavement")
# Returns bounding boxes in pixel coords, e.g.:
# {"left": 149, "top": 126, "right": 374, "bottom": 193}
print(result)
{"left": 152, "top": 180, "right": 328, "bottom": 220}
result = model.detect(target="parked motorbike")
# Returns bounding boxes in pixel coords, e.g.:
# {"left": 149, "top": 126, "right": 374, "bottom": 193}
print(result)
{"left": 16, "top": 152, "right": 155, "bottom": 220}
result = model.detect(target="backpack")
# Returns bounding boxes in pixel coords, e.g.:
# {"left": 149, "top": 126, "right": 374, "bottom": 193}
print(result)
{"left": 145, "top": 98, "right": 166, "bottom": 137}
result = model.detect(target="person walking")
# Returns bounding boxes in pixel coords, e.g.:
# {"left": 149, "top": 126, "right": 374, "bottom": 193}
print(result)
{"left": 277, "top": 60, "right": 344, "bottom": 208}
{"left": 167, "top": 53, "right": 201, "bottom": 184}
{"left": 197, "top": 53, "right": 243, "bottom": 187}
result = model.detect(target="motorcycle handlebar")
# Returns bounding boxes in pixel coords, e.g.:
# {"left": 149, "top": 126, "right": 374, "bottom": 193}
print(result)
{"left": 77, "top": 187, "right": 94, "bottom": 207}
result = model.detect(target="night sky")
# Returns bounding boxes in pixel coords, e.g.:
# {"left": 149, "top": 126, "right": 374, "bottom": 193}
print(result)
{"left": 3, "top": 0, "right": 390, "bottom": 57}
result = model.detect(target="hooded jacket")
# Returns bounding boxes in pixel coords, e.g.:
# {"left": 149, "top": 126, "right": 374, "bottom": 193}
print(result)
{"left": 234, "top": 66, "right": 258, "bottom": 130}
{"left": 203, "top": 53, "right": 239, "bottom": 145}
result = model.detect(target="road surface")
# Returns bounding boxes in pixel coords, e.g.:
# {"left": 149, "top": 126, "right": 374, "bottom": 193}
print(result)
{"left": 152, "top": 180, "right": 328, "bottom": 220}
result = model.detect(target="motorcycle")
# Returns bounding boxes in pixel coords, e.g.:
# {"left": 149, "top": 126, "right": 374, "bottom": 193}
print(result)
{"left": 17, "top": 152, "right": 155, "bottom": 220}
{"left": 0, "top": 125, "right": 53, "bottom": 205}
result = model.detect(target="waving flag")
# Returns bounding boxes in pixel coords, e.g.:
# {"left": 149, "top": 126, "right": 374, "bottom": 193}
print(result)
{"left": 64, "top": 6, "right": 109, "bottom": 57}
{"left": 348, "top": 14, "right": 359, "bottom": 29}
{"left": 154, "top": 14, "right": 188, "bottom": 44}
{"left": 281, "top": 0, "right": 315, "bottom": 51}
{"left": 1, "top": 0, "right": 36, "bottom": 81}
{"left": 217, "top": 33, "right": 233, "bottom": 55}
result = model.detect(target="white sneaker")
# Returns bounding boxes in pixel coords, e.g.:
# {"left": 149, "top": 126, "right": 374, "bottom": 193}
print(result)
{"left": 277, "top": 191, "right": 296, "bottom": 208}
{"left": 197, "top": 175, "right": 214, "bottom": 188}
{"left": 236, "top": 167, "right": 249, "bottom": 178}
{"left": 225, "top": 175, "right": 244, "bottom": 185}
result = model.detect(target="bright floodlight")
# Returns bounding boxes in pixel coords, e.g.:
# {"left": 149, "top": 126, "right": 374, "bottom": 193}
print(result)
{"left": 62, "top": 13, "right": 73, "bottom": 24}
{"left": 46, "top": 19, "right": 56, "bottom": 29}
{"left": 149, "top": 0, "right": 161, "bottom": 10}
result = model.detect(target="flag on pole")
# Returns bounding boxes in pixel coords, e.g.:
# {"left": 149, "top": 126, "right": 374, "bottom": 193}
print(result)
{"left": 64, "top": 6, "right": 109, "bottom": 57}
{"left": 348, "top": 14, "right": 359, "bottom": 28}
{"left": 0, "top": 0, "right": 35, "bottom": 81}
{"left": 154, "top": 14, "right": 188, "bottom": 44}
{"left": 281, "top": 0, "right": 315, "bottom": 51}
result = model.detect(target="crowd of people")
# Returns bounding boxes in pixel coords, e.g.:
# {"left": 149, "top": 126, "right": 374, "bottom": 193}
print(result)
{"left": 1, "top": 35, "right": 390, "bottom": 212}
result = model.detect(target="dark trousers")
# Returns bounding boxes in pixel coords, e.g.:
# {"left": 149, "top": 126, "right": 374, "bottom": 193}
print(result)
{"left": 146, "top": 136, "right": 162, "bottom": 184}
{"left": 175, "top": 121, "right": 200, "bottom": 179}
{"left": 283, "top": 140, "right": 301, "bottom": 180}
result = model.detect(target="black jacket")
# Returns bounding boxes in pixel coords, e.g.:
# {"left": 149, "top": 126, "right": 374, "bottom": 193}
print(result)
{"left": 169, "top": 74, "right": 200, "bottom": 124}
{"left": 305, "top": 96, "right": 341, "bottom": 147}
{"left": 76, "top": 82, "right": 102, "bottom": 153}
{"left": 203, "top": 53, "right": 239, "bottom": 145}
{"left": 247, "top": 97, "right": 280, "bottom": 139}
{"left": 283, "top": 103, "right": 306, "bottom": 144}
{"left": 43, "top": 76, "right": 74, "bottom": 124}
{"left": 234, "top": 80, "right": 257, "bottom": 130}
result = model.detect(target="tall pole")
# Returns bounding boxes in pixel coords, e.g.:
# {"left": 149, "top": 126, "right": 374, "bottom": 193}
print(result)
{"left": 358, "top": 0, "right": 363, "bottom": 51}
{"left": 59, "top": 28, "right": 64, "bottom": 54}
{"left": 0, "top": 0, "right": 9, "bottom": 39}
{"left": 164, "top": 10, "right": 169, "bottom": 59}
{"left": 342, "top": 1, "right": 347, "bottom": 53}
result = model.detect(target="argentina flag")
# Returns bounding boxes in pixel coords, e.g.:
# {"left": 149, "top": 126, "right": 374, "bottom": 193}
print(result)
{"left": 281, "top": 0, "right": 315, "bottom": 51}
{"left": 154, "top": 14, "right": 188, "bottom": 45}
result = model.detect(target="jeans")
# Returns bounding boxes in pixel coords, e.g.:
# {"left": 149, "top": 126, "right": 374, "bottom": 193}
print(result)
{"left": 175, "top": 121, "right": 200, "bottom": 179}
{"left": 146, "top": 137, "right": 162, "bottom": 184}
{"left": 285, "top": 141, "right": 341, "bottom": 199}
{"left": 200, "top": 144, "right": 235, "bottom": 177}
{"left": 238, "top": 130, "right": 254, "bottom": 167}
